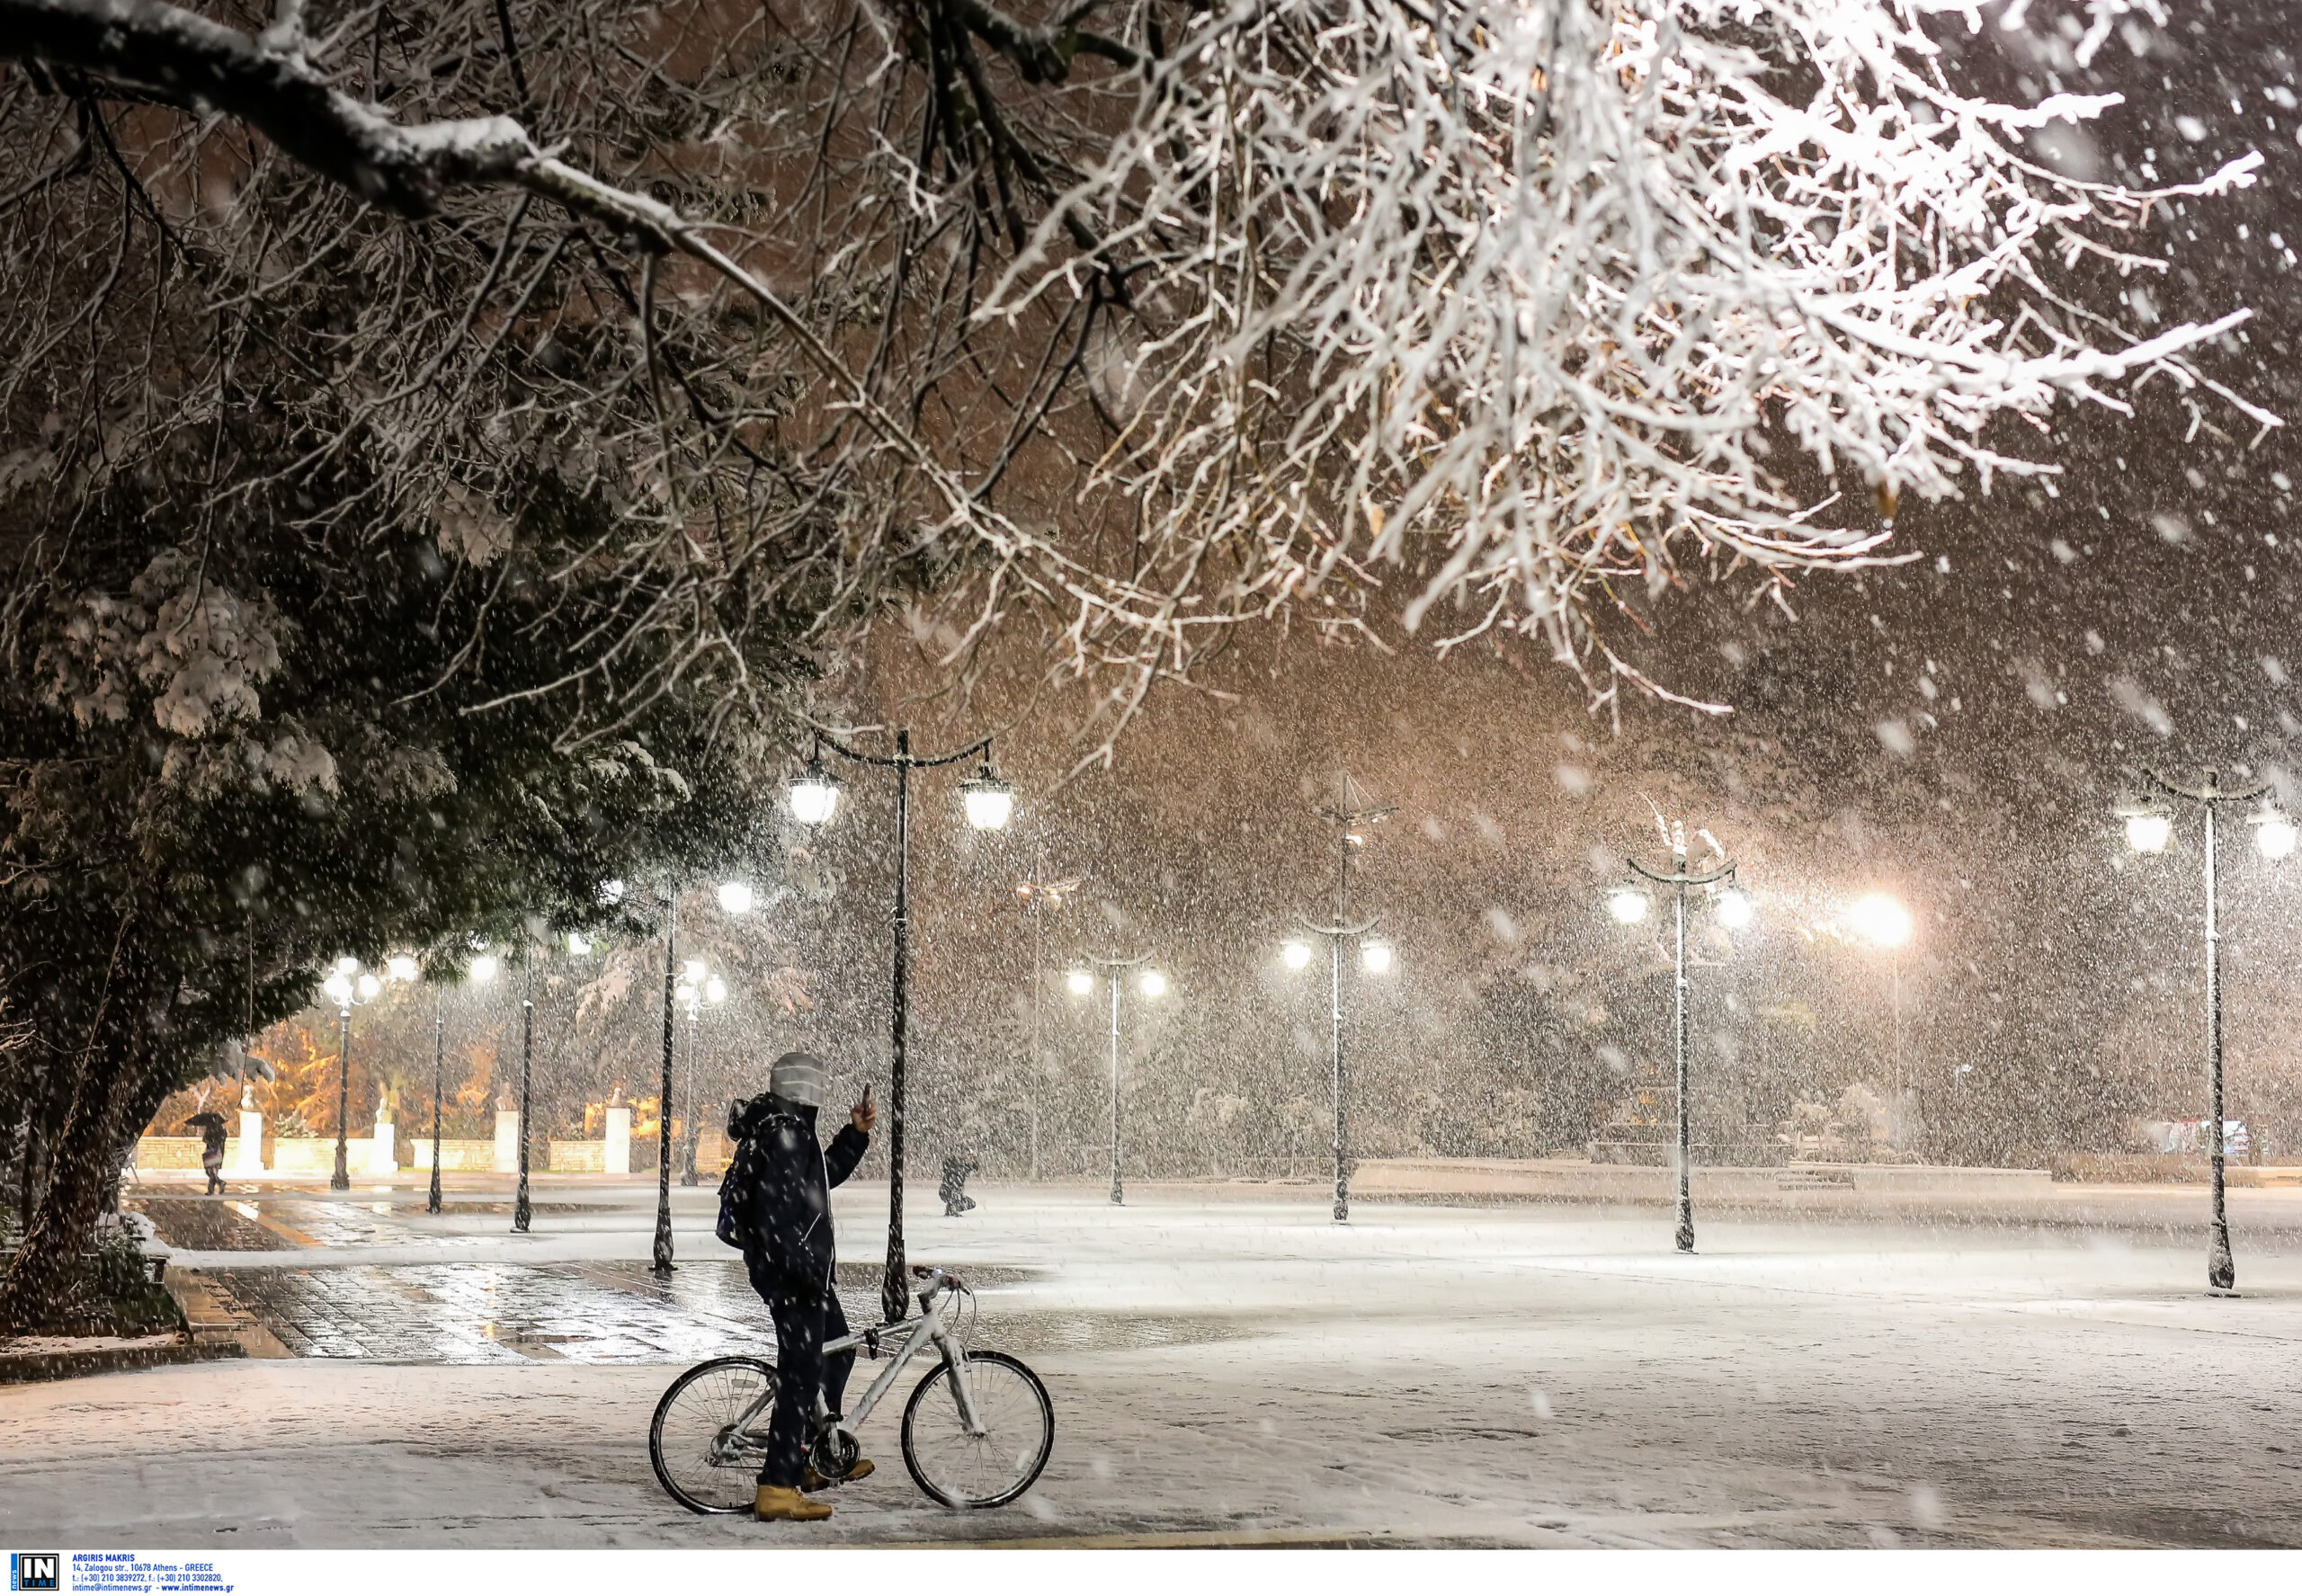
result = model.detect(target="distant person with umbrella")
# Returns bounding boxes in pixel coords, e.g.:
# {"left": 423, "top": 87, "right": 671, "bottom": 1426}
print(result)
{"left": 187, "top": 1111, "right": 228, "bottom": 1194}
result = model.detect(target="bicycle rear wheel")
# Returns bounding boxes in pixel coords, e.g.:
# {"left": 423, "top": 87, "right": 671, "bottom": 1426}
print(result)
{"left": 650, "top": 1355, "right": 776, "bottom": 1513}
{"left": 900, "top": 1350, "right": 1053, "bottom": 1509}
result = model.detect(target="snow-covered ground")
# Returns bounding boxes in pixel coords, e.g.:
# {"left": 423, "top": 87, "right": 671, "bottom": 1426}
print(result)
{"left": 6, "top": 1185, "right": 2299, "bottom": 1547}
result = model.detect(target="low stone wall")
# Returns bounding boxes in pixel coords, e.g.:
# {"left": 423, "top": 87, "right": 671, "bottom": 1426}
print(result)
{"left": 1352, "top": 1156, "right": 2058, "bottom": 1207}
{"left": 2049, "top": 1154, "right": 2302, "bottom": 1187}
{"left": 406, "top": 1140, "right": 496, "bottom": 1172}
{"left": 268, "top": 1137, "right": 375, "bottom": 1173}
{"left": 549, "top": 1140, "right": 604, "bottom": 1172}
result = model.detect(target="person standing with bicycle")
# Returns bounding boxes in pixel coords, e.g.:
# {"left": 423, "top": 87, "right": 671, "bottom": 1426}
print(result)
{"left": 727, "top": 1051, "right": 877, "bottom": 1522}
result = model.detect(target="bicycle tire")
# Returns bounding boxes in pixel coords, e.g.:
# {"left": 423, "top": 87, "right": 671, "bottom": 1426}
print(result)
{"left": 650, "top": 1355, "right": 777, "bottom": 1514}
{"left": 900, "top": 1350, "right": 1054, "bottom": 1509}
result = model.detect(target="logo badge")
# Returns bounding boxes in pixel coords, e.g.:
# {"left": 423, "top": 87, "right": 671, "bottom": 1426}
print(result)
{"left": 10, "top": 1555, "right": 58, "bottom": 1592}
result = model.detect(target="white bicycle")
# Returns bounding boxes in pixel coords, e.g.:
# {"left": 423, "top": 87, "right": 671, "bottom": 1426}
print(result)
{"left": 649, "top": 1266, "right": 1054, "bottom": 1511}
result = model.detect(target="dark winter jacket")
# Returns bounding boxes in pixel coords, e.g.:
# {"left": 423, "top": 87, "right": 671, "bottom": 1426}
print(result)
{"left": 727, "top": 1092, "right": 869, "bottom": 1295}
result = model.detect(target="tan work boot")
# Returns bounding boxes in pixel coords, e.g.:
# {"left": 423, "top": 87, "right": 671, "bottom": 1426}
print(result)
{"left": 754, "top": 1485, "right": 833, "bottom": 1521}
{"left": 803, "top": 1458, "right": 875, "bottom": 1491}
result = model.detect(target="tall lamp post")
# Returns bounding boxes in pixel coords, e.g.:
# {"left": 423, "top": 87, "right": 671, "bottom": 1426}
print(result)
{"left": 1283, "top": 785, "right": 1394, "bottom": 1224}
{"left": 321, "top": 959, "right": 390, "bottom": 1191}
{"left": 676, "top": 962, "right": 727, "bottom": 1186}
{"left": 653, "top": 883, "right": 679, "bottom": 1276}
{"left": 789, "top": 730, "right": 1016, "bottom": 1324}
{"left": 513, "top": 938, "right": 540, "bottom": 1234}
{"left": 430, "top": 950, "right": 499, "bottom": 1215}
{"left": 1017, "top": 862, "right": 1081, "bottom": 1182}
{"left": 1069, "top": 958, "right": 1166, "bottom": 1204}
{"left": 2119, "top": 768, "right": 2294, "bottom": 1293}
{"left": 1613, "top": 824, "right": 1748, "bottom": 1254}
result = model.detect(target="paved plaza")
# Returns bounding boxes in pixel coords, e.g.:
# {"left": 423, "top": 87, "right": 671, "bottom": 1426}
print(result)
{"left": 3, "top": 1177, "right": 2299, "bottom": 1547}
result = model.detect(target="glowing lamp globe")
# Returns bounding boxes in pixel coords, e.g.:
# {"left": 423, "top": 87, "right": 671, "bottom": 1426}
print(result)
{"left": 2254, "top": 813, "right": 2298, "bottom": 860}
{"left": 386, "top": 955, "right": 421, "bottom": 982}
{"left": 335, "top": 956, "right": 360, "bottom": 976}
{"left": 1138, "top": 969, "right": 1169, "bottom": 999}
{"left": 789, "top": 760, "right": 842, "bottom": 825}
{"left": 1361, "top": 941, "right": 1394, "bottom": 975}
{"left": 322, "top": 973, "right": 353, "bottom": 1004}
{"left": 354, "top": 973, "right": 382, "bottom": 1000}
{"left": 470, "top": 953, "right": 500, "bottom": 984}
{"left": 704, "top": 976, "right": 727, "bottom": 1003}
{"left": 960, "top": 761, "right": 1016, "bottom": 832}
{"left": 2125, "top": 813, "right": 2172, "bottom": 854}
{"left": 1608, "top": 888, "right": 1649, "bottom": 924}
{"left": 1715, "top": 888, "right": 1754, "bottom": 931}
{"left": 1066, "top": 969, "right": 1094, "bottom": 996}
{"left": 717, "top": 880, "right": 755, "bottom": 915}
{"left": 1282, "top": 940, "right": 1314, "bottom": 971}
{"left": 675, "top": 983, "right": 696, "bottom": 1005}
{"left": 683, "top": 958, "right": 707, "bottom": 984}
{"left": 1850, "top": 893, "right": 1914, "bottom": 948}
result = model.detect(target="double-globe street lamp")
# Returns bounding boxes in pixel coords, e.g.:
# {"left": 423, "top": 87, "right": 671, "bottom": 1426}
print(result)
{"left": 1610, "top": 823, "right": 1750, "bottom": 1254}
{"left": 321, "top": 957, "right": 412, "bottom": 1190}
{"left": 1067, "top": 958, "right": 1169, "bottom": 1204}
{"left": 675, "top": 958, "right": 728, "bottom": 1186}
{"left": 2118, "top": 767, "right": 2296, "bottom": 1293}
{"left": 1281, "top": 790, "right": 1395, "bottom": 1224}
{"left": 789, "top": 729, "right": 1015, "bottom": 1324}
{"left": 426, "top": 948, "right": 500, "bottom": 1216}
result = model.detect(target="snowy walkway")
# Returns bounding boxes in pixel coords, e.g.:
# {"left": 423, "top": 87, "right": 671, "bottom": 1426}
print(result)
{"left": 7, "top": 1187, "right": 2299, "bottom": 1547}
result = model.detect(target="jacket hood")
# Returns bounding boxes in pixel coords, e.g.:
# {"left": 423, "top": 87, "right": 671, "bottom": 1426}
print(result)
{"left": 729, "top": 1092, "right": 817, "bottom": 1141}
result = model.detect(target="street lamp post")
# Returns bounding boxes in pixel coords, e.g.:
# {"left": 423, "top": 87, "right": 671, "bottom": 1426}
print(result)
{"left": 428, "top": 985, "right": 446, "bottom": 1216}
{"left": 1072, "top": 958, "right": 1164, "bottom": 1204}
{"left": 322, "top": 959, "right": 387, "bottom": 1191}
{"left": 653, "top": 886, "right": 679, "bottom": 1277}
{"left": 675, "top": 964, "right": 726, "bottom": 1187}
{"left": 790, "top": 730, "right": 1015, "bottom": 1324}
{"left": 1287, "top": 787, "right": 1394, "bottom": 1224}
{"left": 2119, "top": 768, "right": 2293, "bottom": 1293}
{"left": 513, "top": 942, "right": 538, "bottom": 1234}
{"left": 1017, "top": 863, "right": 1081, "bottom": 1183}
{"left": 1618, "top": 825, "right": 1744, "bottom": 1254}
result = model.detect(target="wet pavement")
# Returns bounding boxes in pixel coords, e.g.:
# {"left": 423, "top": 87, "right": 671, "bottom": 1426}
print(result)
{"left": 129, "top": 1190, "right": 1241, "bottom": 1366}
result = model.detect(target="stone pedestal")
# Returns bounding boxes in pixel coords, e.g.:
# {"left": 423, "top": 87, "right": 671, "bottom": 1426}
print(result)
{"left": 235, "top": 1108, "right": 266, "bottom": 1174}
{"left": 604, "top": 1104, "right": 633, "bottom": 1175}
{"left": 369, "top": 1117, "right": 397, "bottom": 1174}
{"left": 494, "top": 1108, "right": 521, "bottom": 1173}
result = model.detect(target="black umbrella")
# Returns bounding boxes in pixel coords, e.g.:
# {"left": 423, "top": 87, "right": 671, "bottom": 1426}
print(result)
{"left": 184, "top": 1111, "right": 227, "bottom": 1130}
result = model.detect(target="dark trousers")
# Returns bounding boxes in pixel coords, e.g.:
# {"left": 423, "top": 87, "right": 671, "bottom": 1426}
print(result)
{"left": 202, "top": 1155, "right": 224, "bottom": 1195}
{"left": 746, "top": 1261, "right": 853, "bottom": 1488}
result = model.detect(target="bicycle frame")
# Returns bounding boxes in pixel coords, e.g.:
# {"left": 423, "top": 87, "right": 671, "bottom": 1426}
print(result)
{"left": 709, "top": 1288, "right": 986, "bottom": 1467}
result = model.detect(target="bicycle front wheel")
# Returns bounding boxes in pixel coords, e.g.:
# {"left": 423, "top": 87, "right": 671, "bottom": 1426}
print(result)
{"left": 900, "top": 1350, "right": 1054, "bottom": 1509}
{"left": 650, "top": 1355, "right": 776, "bottom": 1514}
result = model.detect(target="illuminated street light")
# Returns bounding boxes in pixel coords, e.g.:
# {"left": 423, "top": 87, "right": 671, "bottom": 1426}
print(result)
{"left": 704, "top": 975, "right": 727, "bottom": 1003}
{"left": 1072, "top": 957, "right": 1161, "bottom": 1204}
{"left": 2126, "top": 812, "right": 2173, "bottom": 854}
{"left": 1618, "top": 821, "right": 1743, "bottom": 1255}
{"left": 1715, "top": 888, "right": 1755, "bottom": 932}
{"left": 784, "top": 727, "right": 1017, "bottom": 1321}
{"left": 1282, "top": 940, "right": 1314, "bottom": 971}
{"left": 788, "top": 755, "right": 843, "bottom": 826}
{"left": 1361, "top": 941, "right": 1394, "bottom": 975}
{"left": 2250, "top": 805, "right": 2298, "bottom": 860}
{"left": 2117, "top": 767, "right": 2288, "bottom": 1293}
{"left": 959, "top": 761, "right": 1016, "bottom": 832}
{"left": 323, "top": 957, "right": 409, "bottom": 1191}
{"left": 1849, "top": 893, "right": 1914, "bottom": 948}
{"left": 387, "top": 955, "right": 421, "bottom": 982}
{"left": 717, "top": 880, "right": 755, "bottom": 915}
{"left": 470, "top": 953, "right": 500, "bottom": 984}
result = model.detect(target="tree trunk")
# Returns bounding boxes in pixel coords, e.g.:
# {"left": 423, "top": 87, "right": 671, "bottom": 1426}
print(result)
{"left": 0, "top": 923, "right": 165, "bottom": 1331}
